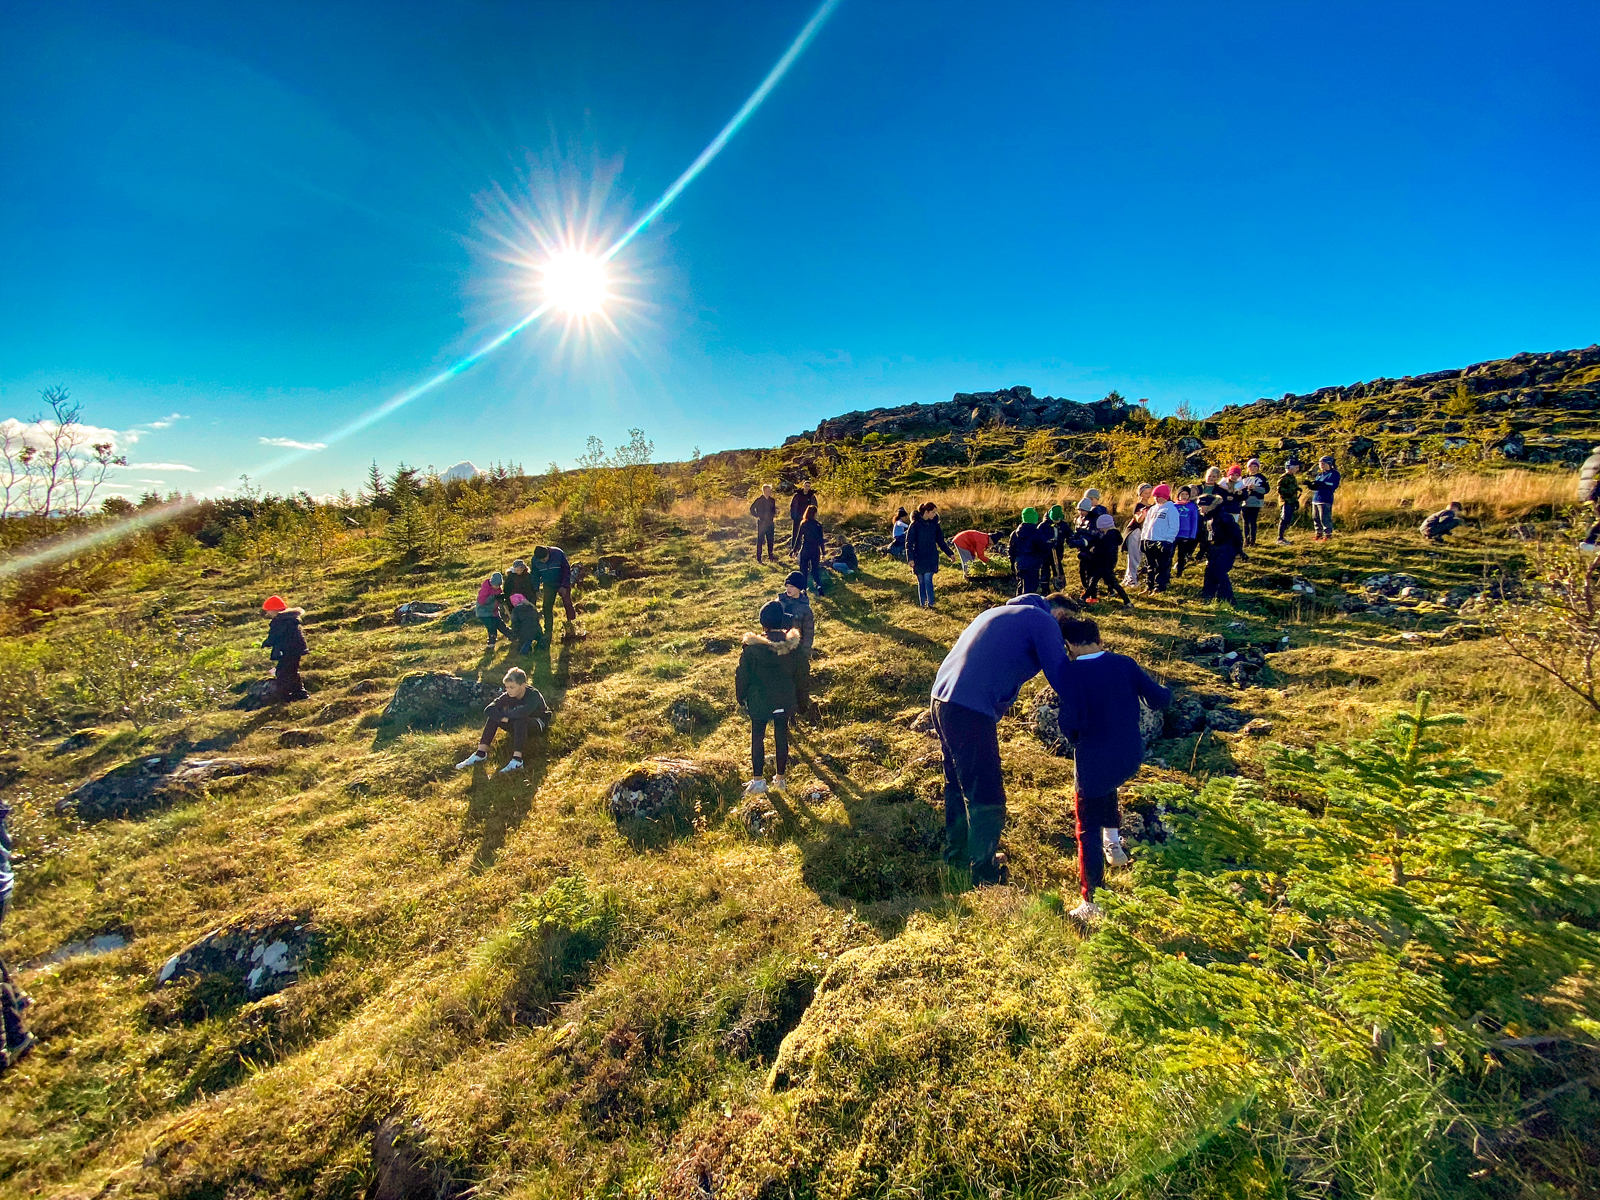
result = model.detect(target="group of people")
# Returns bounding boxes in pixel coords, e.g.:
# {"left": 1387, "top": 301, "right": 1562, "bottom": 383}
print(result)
{"left": 749, "top": 482, "right": 859, "bottom": 592}
{"left": 471, "top": 547, "right": 578, "bottom": 654}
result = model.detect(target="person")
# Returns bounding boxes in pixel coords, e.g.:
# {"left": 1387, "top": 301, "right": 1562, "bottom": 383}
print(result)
{"left": 830, "top": 541, "right": 859, "bottom": 575}
{"left": 508, "top": 593, "right": 542, "bottom": 654}
{"left": 735, "top": 599, "right": 809, "bottom": 795}
{"left": 1045, "top": 504, "right": 1070, "bottom": 588}
{"left": 789, "top": 483, "right": 817, "bottom": 553}
{"left": 1310, "top": 456, "right": 1341, "bottom": 541}
{"left": 1577, "top": 446, "right": 1600, "bottom": 553}
{"left": 1172, "top": 485, "right": 1201, "bottom": 576}
{"left": 1139, "top": 484, "right": 1180, "bottom": 593}
{"left": 1222, "top": 464, "right": 1248, "bottom": 517}
{"left": 456, "top": 666, "right": 550, "bottom": 774}
{"left": 907, "top": 502, "right": 955, "bottom": 608}
{"left": 261, "top": 595, "right": 309, "bottom": 701}
{"left": 749, "top": 484, "right": 779, "bottom": 564}
{"left": 531, "top": 546, "right": 578, "bottom": 640}
{"left": 475, "top": 572, "right": 513, "bottom": 651}
{"left": 1075, "top": 488, "right": 1108, "bottom": 533}
{"left": 503, "top": 558, "right": 537, "bottom": 610}
{"left": 931, "top": 592, "right": 1081, "bottom": 884}
{"left": 795, "top": 504, "right": 828, "bottom": 592}
{"left": 777, "top": 570, "right": 816, "bottom": 658}
{"left": 952, "top": 528, "right": 997, "bottom": 576}
{"left": 1008, "top": 507, "right": 1053, "bottom": 596}
{"left": 889, "top": 507, "right": 910, "bottom": 560}
{"left": 0, "top": 798, "right": 35, "bottom": 1072}
{"left": 1199, "top": 495, "right": 1245, "bottom": 603}
{"left": 1239, "top": 458, "right": 1271, "bottom": 547}
{"left": 1276, "top": 459, "right": 1303, "bottom": 545}
{"left": 1194, "top": 467, "right": 1227, "bottom": 561}
{"left": 1420, "top": 501, "right": 1465, "bottom": 543}
{"left": 1057, "top": 617, "right": 1171, "bottom": 919}
{"left": 1122, "top": 484, "right": 1153, "bottom": 587}
{"left": 1081, "top": 513, "right": 1129, "bottom": 606}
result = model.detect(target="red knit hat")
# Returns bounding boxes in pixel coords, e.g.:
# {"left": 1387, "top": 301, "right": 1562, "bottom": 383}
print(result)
{"left": 262, "top": 595, "right": 287, "bottom": 613}
{"left": 1152, "top": 483, "right": 1172, "bottom": 500}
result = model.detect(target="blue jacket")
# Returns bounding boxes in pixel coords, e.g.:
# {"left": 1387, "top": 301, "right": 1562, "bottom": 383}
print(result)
{"left": 931, "top": 595, "right": 1075, "bottom": 721}
{"left": 1311, "top": 469, "right": 1341, "bottom": 505}
{"left": 1175, "top": 500, "right": 1199, "bottom": 540}
{"left": 1061, "top": 652, "right": 1171, "bottom": 798}
{"left": 1008, "top": 521, "right": 1052, "bottom": 569}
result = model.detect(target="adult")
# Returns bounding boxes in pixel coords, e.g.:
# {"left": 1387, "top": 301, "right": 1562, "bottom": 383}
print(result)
{"left": 503, "top": 558, "right": 538, "bottom": 611}
{"left": 930, "top": 592, "right": 1080, "bottom": 885}
{"left": 1009, "top": 507, "right": 1053, "bottom": 596}
{"left": 1139, "top": 484, "right": 1180, "bottom": 593}
{"left": 789, "top": 483, "right": 817, "bottom": 553}
{"left": 1239, "top": 458, "right": 1271, "bottom": 547}
{"left": 952, "top": 528, "right": 997, "bottom": 576}
{"left": 907, "top": 503, "right": 955, "bottom": 608}
{"left": 795, "top": 505, "right": 828, "bottom": 592}
{"left": 1122, "top": 484, "right": 1154, "bottom": 587}
{"left": 1199, "top": 495, "right": 1244, "bottom": 604}
{"left": 1420, "top": 501, "right": 1465, "bottom": 543}
{"left": 1276, "top": 459, "right": 1303, "bottom": 545}
{"left": 1310, "top": 456, "right": 1341, "bottom": 541}
{"left": 1058, "top": 617, "right": 1171, "bottom": 919}
{"left": 531, "top": 546, "right": 577, "bottom": 641}
{"left": 0, "top": 798, "right": 35, "bottom": 1070}
{"left": 749, "top": 484, "right": 779, "bottom": 564}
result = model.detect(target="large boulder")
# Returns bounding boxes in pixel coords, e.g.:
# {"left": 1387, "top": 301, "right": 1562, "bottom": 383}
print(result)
{"left": 383, "top": 672, "right": 483, "bottom": 726}
{"left": 156, "top": 915, "right": 318, "bottom": 999}
{"left": 58, "top": 756, "right": 273, "bottom": 821}
{"left": 606, "top": 757, "right": 741, "bottom": 830}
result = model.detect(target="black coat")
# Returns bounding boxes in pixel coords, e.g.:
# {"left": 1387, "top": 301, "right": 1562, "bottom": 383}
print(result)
{"left": 795, "top": 518, "right": 826, "bottom": 561}
{"left": 1008, "top": 521, "right": 1052, "bottom": 569}
{"left": 1209, "top": 510, "right": 1245, "bottom": 553}
{"left": 749, "top": 495, "right": 778, "bottom": 526}
{"left": 503, "top": 569, "right": 538, "bottom": 606}
{"left": 907, "top": 515, "right": 953, "bottom": 574}
{"left": 789, "top": 490, "right": 816, "bottom": 523}
{"left": 263, "top": 611, "right": 308, "bottom": 660}
{"left": 735, "top": 629, "right": 809, "bottom": 718}
{"left": 485, "top": 687, "right": 551, "bottom": 728}
{"left": 1085, "top": 528, "right": 1121, "bottom": 573}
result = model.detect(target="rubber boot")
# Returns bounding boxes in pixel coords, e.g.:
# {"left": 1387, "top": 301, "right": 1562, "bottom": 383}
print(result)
{"left": 967, "top": 804, "right": 1008, "bottom": 887}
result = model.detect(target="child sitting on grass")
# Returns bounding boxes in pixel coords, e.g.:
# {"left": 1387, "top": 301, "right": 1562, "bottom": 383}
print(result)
{"left": 456, "top": 667, "right": 550, "bottom": 775}
{"left": 261, "top": 595, "right": 309, "bottom": 702}
{"left": 735, "top": 600, "right": 809, "bottom": 795}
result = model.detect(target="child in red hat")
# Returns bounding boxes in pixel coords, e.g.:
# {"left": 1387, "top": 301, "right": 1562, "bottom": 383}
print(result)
{"left": 261, "top": 596, "right": 309, "bottom": 701}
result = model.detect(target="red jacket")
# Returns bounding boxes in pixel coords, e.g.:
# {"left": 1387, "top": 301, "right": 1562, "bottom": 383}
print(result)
{"left": 952, "top": 530, "right": 993, "bottom": 561}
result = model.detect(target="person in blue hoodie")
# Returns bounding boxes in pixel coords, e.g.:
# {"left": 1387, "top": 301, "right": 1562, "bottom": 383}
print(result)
{"left": 930, "top": 592, "right": 1081, "bottom": 885}
{"left": 1172, "top": 485, "right": 1201, "bottom": 577}
{"left": 1310, "top": 455, "right": 1341, "bottom": 541}
{"left": 1058, "top": 616, "right": 1171, "bottom": 919}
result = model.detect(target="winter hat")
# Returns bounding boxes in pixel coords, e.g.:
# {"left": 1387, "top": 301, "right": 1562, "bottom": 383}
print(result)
{"left": 759, "top": 599, "right": 788, "bottom": 629}
{"left": 512, "top": 558, "right": 528, "bottom": 571}
{"left": 510, "top": 593, "right": 526, "bottom": 606}
{"left": 784, "top": 571, "right": 808, "bottom": 591}
{"left": 262, "top": 595, "right": 287, "bottom": 613}
{"left": 1048, "top": 504, "right": 1065, "bottom": 521}
{"left": 1227, "top": 463, "right": 1243, "bottom": 476}
{"left": 1152, "top": 484, "right": 1172, "bottom": 500}
{"left": 1285, "top": 457, "right": 1302, "bottom": 469}
{"left": 1022, "top": 507, "right": 1040, "bottom": 524}
{"left": 490, "top": 571, "right": 504, "bottom": 586}
{"left": 1083, "top": 488, "right": 1102, "bottom": 502}
{"left": 532, "top": 546, "right": 551, "bottom": 561}
{"left": 1096, "top": 513, "right": 1116, "bottom": 530}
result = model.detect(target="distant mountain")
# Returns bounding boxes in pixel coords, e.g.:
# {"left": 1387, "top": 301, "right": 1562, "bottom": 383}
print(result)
{"left": 440, "top": 461, "right": 483, "bottom": 483}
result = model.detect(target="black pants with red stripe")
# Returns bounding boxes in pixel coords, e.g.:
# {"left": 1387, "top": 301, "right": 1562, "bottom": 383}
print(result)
{"left": 1075, "top": 789, "right": 1120, "bottom": 900}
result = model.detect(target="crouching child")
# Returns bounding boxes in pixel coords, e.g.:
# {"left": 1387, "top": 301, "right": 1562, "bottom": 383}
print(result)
{"left": 508, "top": 592, "right": 542, "bottom": 654}
{"left": 457, "top": 667, "right": 551, "bottom": 775}
{"left": 1420, "top": 501, "right": 1464, "bottom": 543}
{"left": 735, "top": 600, "right": 809, "bottom": 795}
{"left": 261, "top": 595, "right": 309, "bottom": 701}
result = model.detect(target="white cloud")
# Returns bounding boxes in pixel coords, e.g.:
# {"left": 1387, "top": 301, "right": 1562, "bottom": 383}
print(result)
{"left": 259, "top": 436, "right": 327, "bottom": 450}
{"left": 1, "top": 416, "right": 124, "bottom": 452}
{"left": 137, "top": 478, "right": 167, "bottom": 484}
{"left": 126, "top": 461, "right": 199, "bottom": 472}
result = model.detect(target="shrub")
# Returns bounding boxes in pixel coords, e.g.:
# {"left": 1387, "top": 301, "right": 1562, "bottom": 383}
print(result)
{"left": 72, "top": 614, "right": 228, "bottom": 730}
{"left": 472, "top": 875, "right": 624, "bottom": 1027}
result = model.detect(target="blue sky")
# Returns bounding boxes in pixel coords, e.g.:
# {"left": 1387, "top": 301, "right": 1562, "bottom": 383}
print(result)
{"left": 2, "top": 0, "right": 1597, "bottom": 498}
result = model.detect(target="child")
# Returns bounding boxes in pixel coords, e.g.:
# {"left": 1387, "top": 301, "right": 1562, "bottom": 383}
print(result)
{"left": 1122, "top": 484, "right": 1153, "bottom": 587}
{"left": 1311, "top": 456, "right": 1341, "bottom": 541}
{"left": 1058, "top": 617, "right": 1171, "bottom": 919}
{"left": 507, "top": 593, "right": 542, "bottom": 655}
{"left": 889, "top": 507, "right": 910, "bottom": 560}
{"left": 1276, "top": 459, "right": 1303, "bottom": 544}
{"left": 735, "top": 600, "right": 809, "bottom": 795}
{"left": 830, "top": 541, "right": 859, "bottom": 575}
{"left": 261, "top": 596, "right": 309, "bottom": 702}
{"left": 0, "top": 798, "right": 35, "bottom": 1071}
{"left": 1199, "top": 495, "right": 1244, "bottom": 604}
{"left": 1082, "top": 513, "right": 1130, "bottom": 606}
{"left": 475, "top": 572, "right": 513, "bottom": 650}
{"left": 778, "top": 571, "right": 816, "bottom": 658}
{"left": 1139, "top": 484, "right": 1179, "bottom": 593}
{"left": 952, "top": 528, "right": 996, "bottom": 576}
{"left": 1420, "top": 501, "right": 1465, "bottom": 543}
{"left": 1008, "top": 507, "right": 1052, "bottom": 596}
{"left": 1239, "top": 458, "right": 1271, "bottom": 546}
{"left": 456, "top": 667, "right": 550, "bottom": 774}
{"left": 1173, "top": 485, "right": 1201, "bottom": 576}
{"left": 1046, "top": 504, "right": 1070, "bottom": 587}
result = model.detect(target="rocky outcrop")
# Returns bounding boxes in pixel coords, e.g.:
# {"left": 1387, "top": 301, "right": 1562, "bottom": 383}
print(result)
{"left": 606, "top": 756, "right": 741, "bottom": 830}
{"left": 156, "top": 915, "right": 318, "bottom": 999}
{"left": 787, "top": 386, "right": 1133, "bottom": 445}
{"left": 383, "top": 672, "right": 483, "bottom": 725}
{"left": 58, "top": 756, "right": 273, "bottom": 821}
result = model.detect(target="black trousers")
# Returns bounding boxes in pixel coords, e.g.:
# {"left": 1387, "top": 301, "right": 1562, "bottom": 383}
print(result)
{"left": 1242, "top": 508, "right": 1260, "bottom": 545}
{"left": 0, "top": 896, "right": 26, "bottom": 1053}
{"left": 481, "top": 714, "right": 529, "bottom": 755}
{"left": 1278, "top": 502, "right": 1299, "bottom": 540}
{"left": 275, "top": 655, "right": 306, "bottom": 699}
{"left": 1143, "top": 541, "right": 1174, "bottom": 592}
{"left": 1084, "top": 566, "right": 1128, "bottom": 602}
{"left": 931, "top": 697, "right": 1005, "bottom": 839}
{"left": 755, "top": 523, "right": 775, "bottom": 561}
{"left": 1174, "top": 537, "right": 1198, "bottom": 576}
{"left": 1201, "top": 545, "right": 1238, "bottom": 602}
{"left": 752, "top": 711, "right": 790, "bottom": 777}
{"left": 1075, "top": 790, "right": 1120, "bottom": 900}
{"left": 1017, "top": 565, "right": 1043, "bottom": 595}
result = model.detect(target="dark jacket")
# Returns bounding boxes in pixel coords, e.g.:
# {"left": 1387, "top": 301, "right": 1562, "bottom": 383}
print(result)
{"left": 1073, "top": 505, "right": 1107, "bottom": 533}
{"left": 262, "top": 610, "right": 307, "bottom": 661}
{"left": 795, "top": 517, "right": 826, "bottom": 562}
{"left": 735, "top": 628, "right": 809, "bottom": 718}
{"left": 1008, "top": 521, "right": 1052, "bottom": 570}
{"left": 0, "top": 799, "right": 14, "bottom": 906}
{"left": 1061, "top": 652, "right": 1171, "bottom": 797}
{"left": 749, "top": 494, "right": 778, "bottom": 526}
{"left": 485, "top": 687, "right": 551, "bottom": 729}
{"left": 1085, "top": 527, "right": 1121, "bottom": 573}
{"left": 1209, "top": 510, "right": 1245, "bottom": 554}
{"left": 1311, "top": 469, "right": 1341, "bottom": 505}
{"left": 1277, "top": 473, "right": 1302, "bottom": 505}
{"left": 509, "top": 601, "right": 542, "bottom": 643}
{"left": 930, "top": 595, "right": 1075, "bottom": 721}
{"left": 1053, "top": 518, "right": 1083, "bottom": 552}
{"left": 1421, "top": 508, "right": 1463, "bottom": 538}
{"left": 503, "top": 568, "right": 538, "bottom": 607}
{"left": 1240, "top": 473, "right": 1271, "bottom": 509}
{"left": 833, "top": 543, "right": 858, "bottom": 571}
{"left": 907, "top": 514, "right": 953, "bottom": 574}
{"left": 789, "top": 490, "right": 816, "bottom": 523}
{"left": 777, "top": 590, "right": 815, "bottom": 653}
{"left": 531, "top": 548, "right": 572, "bottom": 591}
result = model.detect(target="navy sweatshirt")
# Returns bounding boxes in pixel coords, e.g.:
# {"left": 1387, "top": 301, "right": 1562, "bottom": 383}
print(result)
{"left": 931, "top": 595, "right": 1075, "bottom": 721}
{"left": 1061, "top": 652, "right": 1171, "bottom": 798}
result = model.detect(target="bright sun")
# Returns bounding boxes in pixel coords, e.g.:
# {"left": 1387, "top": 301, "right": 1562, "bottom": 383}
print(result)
{"left": 541, "top": 250, "right": 608, "bottom": 316}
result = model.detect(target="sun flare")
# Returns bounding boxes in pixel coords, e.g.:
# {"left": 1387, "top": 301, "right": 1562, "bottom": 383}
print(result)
{"left": 541, "top": 250, "right": 608, "bottom": 316}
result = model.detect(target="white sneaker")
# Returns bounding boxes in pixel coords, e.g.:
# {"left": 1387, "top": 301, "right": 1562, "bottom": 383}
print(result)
{"left": 455, "top": 751, "right": 487, "bottom": 770}
{"left": 1580, "top": 542, "right": 1598, "bottom": 556}
{"left": 498, "top": 757, "right": 524, "bottom": 775}
{"left": 772, "top": 774, "right": 788, "bottom": 790}
{"left": 1102, "top": 829, "right": 1131, "bottom": 867}
{"left": 744, "top": 779, "right": 768, "bottom": 795}
{"left": 1070, "top": 900, "right": 1106, "bottom": 920}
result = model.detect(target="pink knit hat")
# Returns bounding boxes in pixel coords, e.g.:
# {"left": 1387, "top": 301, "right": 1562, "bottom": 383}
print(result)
{"left": 1152, "top": 484, "right": 1172, "bottom": 500}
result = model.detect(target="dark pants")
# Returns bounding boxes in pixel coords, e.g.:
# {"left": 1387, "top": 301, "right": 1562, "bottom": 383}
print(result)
{"left": 481, "top": 714, "right": 528, "bottom": 756}
{"left": 1084, "top": 566, "right": 1128, "bottom": 602}
{"left": 1077, "top": 554, "right": 1094, "bottom": 593}
{"left": 755, "top": 522, "right": 775, "bottom": 562}
{"left": 477, "top": 606, "right": 513, "bottom": 645}
{"left": 275, "top": 655, "right": 307, "bottom": 700}
{"left": 1242, "top": 508, "right": 1260, "bottom": 546}
{"left": 1075, "top": 790, "right": 1120, "bottom": 900}
{"left": 1143, "top": 541, "right": 1173, "bottom": 592}
{"left": 931, "top": 699, "right": 1007, "bottom": 881}
{"left": 0, "top": 896, "right": 27, "bottom": 1054}
{"left": 1195, "top": 519, "right": 1211, "bottom": 561}
{"left": 1311, "top": 502, "right": 1334, "bottom": 537}
{"left": 790, "top": 516, "right": 803, "bottom": 553}
{"left": 1049, "top": 544, "right": 1066, "bottom": 583}
{"left": 1017, "top": 564, "right": 1043, "bottom": 595}
{"left": 799, "top": 551, "right": 826, "bottom": 592}
{"left": 752, "top": 711, "right": 789, "bottom": 778}
{"left": 539, "top": 584, "right": 576, "bottom": 636}
{"left": 1278, "top": 502, "right": 1299, "bottom": 540}
{"left": 1201, "top": 545, "right": 1238, "bottom": 603}
{"left": 1174, "top": 537, "right": 1198, "bottom": 576}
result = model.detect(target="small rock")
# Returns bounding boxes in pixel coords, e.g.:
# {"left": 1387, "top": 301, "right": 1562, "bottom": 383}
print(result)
{"left": 277, "top": 729, "right": 323, "bottom": 748}
{"left": 156, "top": 915, "right": 317, "bottom": 999}
{"left": 59, "top": 757, "right": 273, "bottom": 821}
{"left": 908, "top": 709, "right": 936, "bottom": 736}
{"left": 438, "top": 604, "right": 476, "bottom": 632}
{"left": 606, "top": 756, "right": 740, "bottom": 829}
{"left": 1163, "top": 695, "right": 1206, "bottom": 738}
{"left": 701, "top": 638, "right": 734, "bottom": 655}
{"left": 1206, "top": 707, "right": 1247, "bottom": 733}
{"left": 1192, "top": 633, "right": 1226, "bottom": 655}
{"left": 1288, "top": 576, "right": 1316, "bottom": 596}
{"left": 23, "top": 932, "right": 128, "bottom": 969}
{"left": 739, "top": 793, "right": 782, "bottom": 838}
{"left": 665, "top": 694, "right": 720, "bottom": 734}
{"left": 54, "top": 729, "right": 103, "bottom": 754}
{"left": 311, "top": 698, "right": 365, "bottom": 725}
{"left": 347, "top": 679, "right": 383, "bottom": 695}
{"left": 383, "top": 672, "right": 483, "bottom": 725}
{"left": 1240, "top": 719, "right": 1275, "bottom": 737}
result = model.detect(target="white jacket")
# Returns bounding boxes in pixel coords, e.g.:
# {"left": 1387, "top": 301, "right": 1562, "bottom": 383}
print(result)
{"left": 1141, "top": 500, "right": 1180, "bottom": 544}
